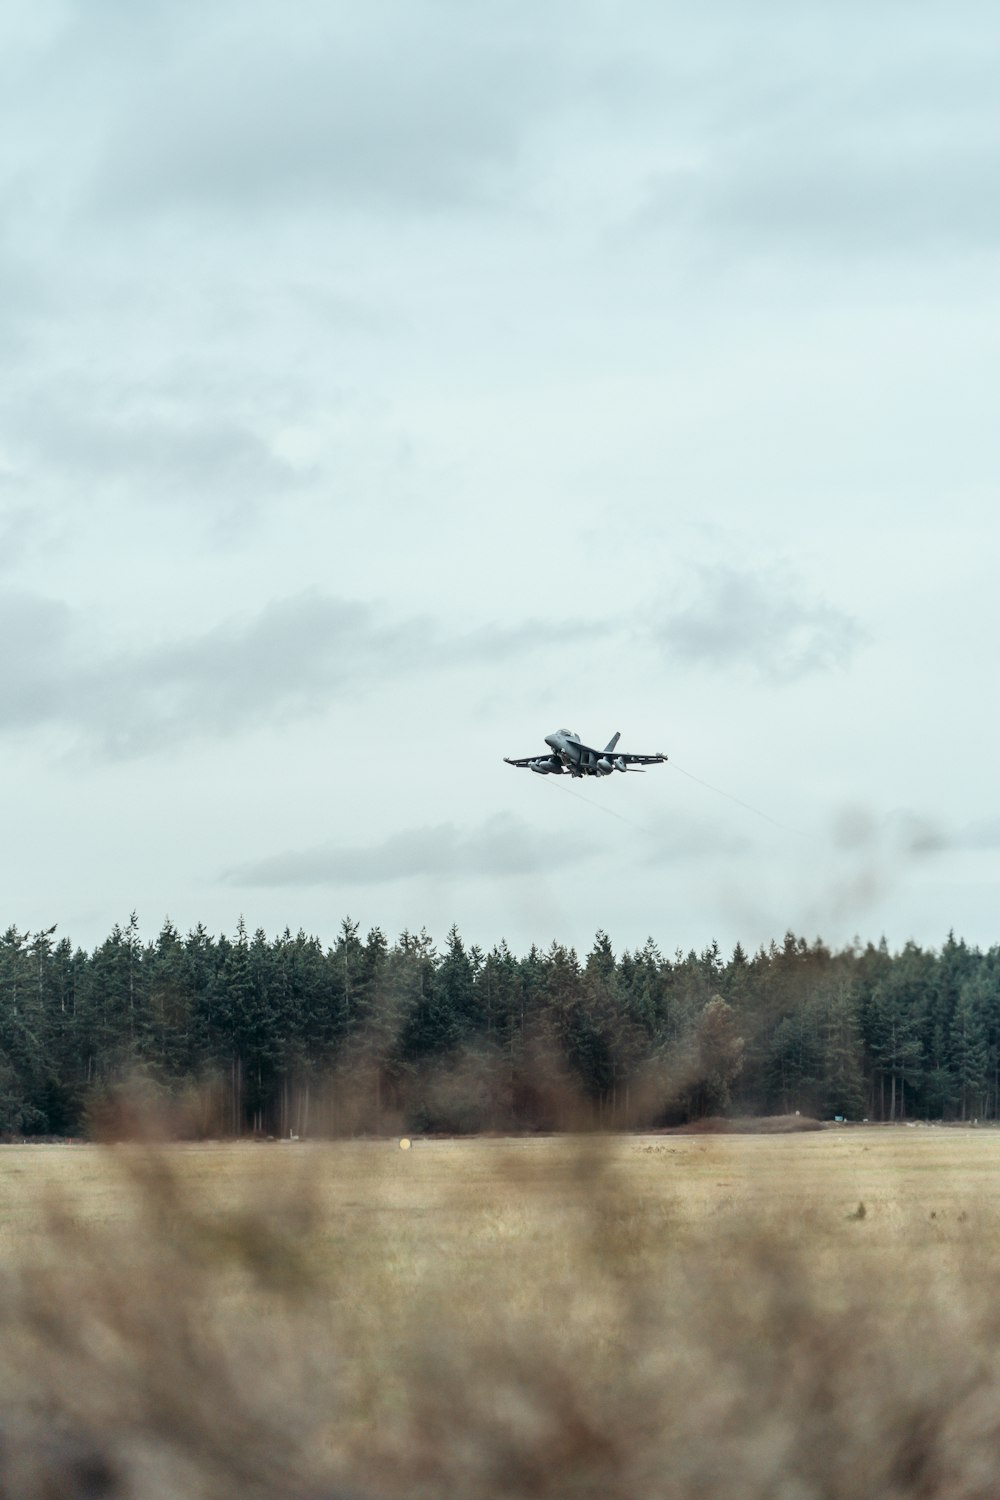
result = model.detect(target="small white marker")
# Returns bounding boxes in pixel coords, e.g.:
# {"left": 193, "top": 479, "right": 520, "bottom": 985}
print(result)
{"left": 399, "top": 1137, "right": 411, "bottom": 1150}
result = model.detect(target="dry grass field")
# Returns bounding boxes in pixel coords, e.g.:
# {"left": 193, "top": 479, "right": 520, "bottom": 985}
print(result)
{"left": 3, "top": 1127, "right": 1000, "bottom": 1498}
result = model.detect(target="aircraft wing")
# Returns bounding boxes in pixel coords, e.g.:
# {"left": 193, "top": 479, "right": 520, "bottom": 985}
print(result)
{"left": 576, "top": 743, "right": 668, "bottom": 766}
{"left": 503, "top": 756, "right": 564, "bottom": 771}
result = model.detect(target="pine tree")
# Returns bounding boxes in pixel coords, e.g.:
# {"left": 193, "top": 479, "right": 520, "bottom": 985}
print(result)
{"left": 0, "top": 927, "right": 51, "bottom": 1132}
{"left": 331, "top": 916, "right": 365, "bottom": 1042}
{"left": 865, "top": 976, "right": 923, "bottom": 1121}
{"left": 951, "top": 977, "right": 990, "bottom": 1121}
{"left": 819, "top": 979, "right": 865, "bottom": 1120}
{"left": 437, "top": 925, "right": 477, "bottom": 1045}
{"left": 217, "top": 917, "right": 255, "bottom": 1132}
{"left": 146, "top": 919, "right": 191, "bottom": 1076}
{"left": 765, "top": 1008, "right": 823, "bottom": 1116}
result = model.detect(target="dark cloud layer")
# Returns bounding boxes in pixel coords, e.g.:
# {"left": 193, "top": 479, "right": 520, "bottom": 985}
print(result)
{"left": 654, "top": 567, "right": 863, "bottom": 681}
{"left": 224, "top": 812, "right": 599, "bottom": 887}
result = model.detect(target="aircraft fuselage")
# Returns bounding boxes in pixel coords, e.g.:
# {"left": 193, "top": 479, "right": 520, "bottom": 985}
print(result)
{"left": 543, "top": 729, "right": 623, "bottom": 777}
{"left": 504, "top": 729, "right": 665, "bottom": 778}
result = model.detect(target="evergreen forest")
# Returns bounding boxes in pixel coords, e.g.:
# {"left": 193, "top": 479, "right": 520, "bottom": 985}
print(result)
{"left": 2, "top": 916, "right": 999, "bottom": 1138}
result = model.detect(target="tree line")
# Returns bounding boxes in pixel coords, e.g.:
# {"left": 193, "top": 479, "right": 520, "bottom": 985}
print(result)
{"left": 1, "top": 916, "right": 998, "bottom": 1137}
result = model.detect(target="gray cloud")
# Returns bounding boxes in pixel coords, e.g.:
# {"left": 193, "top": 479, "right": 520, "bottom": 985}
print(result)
{"left": 14, "top": 0, "right": 1000, "bottom": 261}
{"left": 640, "top": 811, "right": 752, "bottom": 865}
{"left": 93, "top": 594, "right": 391, "bottom": 753}
{"left": 0, "top": 246, "right": 52, "bottom": 356}
{"left": 884, "top": 811, "right": 947, "bottom": 858}
{"left": 4, "top": 391, "right": 304, "bottom": 514}
{"left": 954, "top": 818, "right": 1000, "bottom": 851}
{"left": 643, "top": 139, "right": 1000, "bottom": 257}
{"left": 0, "top": 588, "right": 605, "bottom": 757}
{"left": 84, "top": 3, "right": 547, "bottom": 218}
{"left": 0, "top": 566, "right": 859, "bottom": 758}
{"left": 0, "top": 506, "right": 42, "bottom": 572}
{"left": 0, "top": 591, "right": 75, "bottom": 730}
{"left": 653, "top": 567, "right": 863, "bottom": 681}
{"left": 224, "top": 812, "right": 599, "bottom": 887}
{"left": 628, "top": 14, "right": 1000, "bottom": 261}
{"left": 114, "top": 599, "right": 603, "bottom": 755}
{"left": 829, "top": 806, "right": 948, "bottom": 864}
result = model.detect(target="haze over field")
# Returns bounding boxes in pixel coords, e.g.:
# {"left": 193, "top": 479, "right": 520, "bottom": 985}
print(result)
{"left": 2, "top": 1, "right": 998, "bottom": 955}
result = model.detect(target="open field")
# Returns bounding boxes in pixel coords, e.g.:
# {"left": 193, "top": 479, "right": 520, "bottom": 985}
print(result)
{"left": 3, "top": 1128, "right": 1000, "bottom": 1497}
{"left": 5, "top": 1124, "right": 1000, "bottom": 1246}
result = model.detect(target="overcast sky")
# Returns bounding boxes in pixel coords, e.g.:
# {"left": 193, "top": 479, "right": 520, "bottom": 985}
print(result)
{"left": 3, "top": 0, "right": 998, "bottom": 960}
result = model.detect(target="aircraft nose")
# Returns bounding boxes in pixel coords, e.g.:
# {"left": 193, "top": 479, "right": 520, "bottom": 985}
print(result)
{"left": 544, "top": 734, "right": 558, "bottom": 750}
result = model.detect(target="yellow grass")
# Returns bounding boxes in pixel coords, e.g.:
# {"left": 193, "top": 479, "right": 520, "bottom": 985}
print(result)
{"left": 2, "top": 1128, "right": 1000, "bottom": 1497}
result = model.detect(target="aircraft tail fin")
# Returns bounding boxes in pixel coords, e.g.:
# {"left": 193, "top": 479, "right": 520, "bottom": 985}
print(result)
{"left": 604, "top": 731, "right": 621, "bottom": 753}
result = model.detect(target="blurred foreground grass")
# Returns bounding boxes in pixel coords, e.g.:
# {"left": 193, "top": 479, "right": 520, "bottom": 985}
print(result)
{"left": 2, "top": 1129, "right": 1000, "bottom": 1498}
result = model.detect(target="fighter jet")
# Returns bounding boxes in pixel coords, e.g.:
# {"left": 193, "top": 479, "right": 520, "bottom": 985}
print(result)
{"left": 504, "top": 729, "right": 667, "bottom": 778}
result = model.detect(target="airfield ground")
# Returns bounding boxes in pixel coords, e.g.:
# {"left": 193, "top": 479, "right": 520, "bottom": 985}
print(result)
{"left": 2, "top": 1125, "right": 998, "bottom": 1259}
{"left": 2, "top": 1129, "right": 1000, "bottom": 1497}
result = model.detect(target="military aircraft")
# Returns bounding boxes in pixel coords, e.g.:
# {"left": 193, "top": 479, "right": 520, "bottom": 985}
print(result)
{"left": 504, "top": 729, "right": 667, "bottom": 778}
